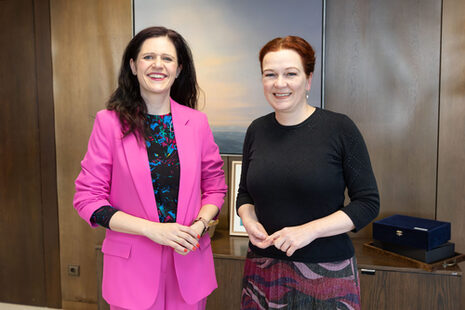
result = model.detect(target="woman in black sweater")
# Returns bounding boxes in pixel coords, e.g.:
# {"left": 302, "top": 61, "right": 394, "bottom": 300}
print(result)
{"left": 236, "top": 36, "right": 379, "bottom": 310}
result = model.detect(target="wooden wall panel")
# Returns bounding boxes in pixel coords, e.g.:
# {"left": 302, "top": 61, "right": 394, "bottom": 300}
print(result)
{"left": 50, "top": 0, "right": 131, "bottom": 307}
{"left": 33, "top": 0, "right": 62, "bottom": 306}
{"left": 0, "top": 0, "right": 60, "bottom": 307}
{"left": 0, "top": 0, "right": 45, "bottom": 304}
{"left": 325, "top": 0, "right": 441, "bottom": 236}
{"left": 437, "top": 0, "right": 465, "bottom": 307}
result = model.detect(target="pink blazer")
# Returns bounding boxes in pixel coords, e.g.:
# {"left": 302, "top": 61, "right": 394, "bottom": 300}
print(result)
{"left": 74, "top": 99, "right": 227, "bottom": 309}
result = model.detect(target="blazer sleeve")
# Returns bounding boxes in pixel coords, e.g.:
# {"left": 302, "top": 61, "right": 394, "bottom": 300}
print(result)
{"left": 199, "top": 113, "right": 227, "bottom": 210}
{"left": 73, "top": 111, "right": 114, "bottom": 227}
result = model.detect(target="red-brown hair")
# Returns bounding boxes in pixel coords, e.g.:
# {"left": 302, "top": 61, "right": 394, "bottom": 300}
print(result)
{"left": 259, "top": 36, "right": 315, "bottom": 77}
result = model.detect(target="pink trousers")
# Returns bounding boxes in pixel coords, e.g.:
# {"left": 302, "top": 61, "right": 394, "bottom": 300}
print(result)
{"left": 110, "top": 246, "right": 206, "bottom": 310}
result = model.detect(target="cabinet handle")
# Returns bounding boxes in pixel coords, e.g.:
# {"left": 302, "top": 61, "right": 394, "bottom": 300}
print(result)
{"left": 360, "top": 268, "right": 376, "bottom": 275}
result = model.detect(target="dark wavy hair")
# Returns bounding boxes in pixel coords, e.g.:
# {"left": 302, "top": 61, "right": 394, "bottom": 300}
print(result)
{"left": 259, "top": 36, "right": 315, "bottom": 77}
{"left": 107, "top": 26, "right": 199, "bottom": 138}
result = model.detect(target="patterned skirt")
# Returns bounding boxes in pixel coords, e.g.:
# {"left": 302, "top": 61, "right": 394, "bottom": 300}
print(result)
{"left": 241, "top": 249, "right": 361, "bottom": 310}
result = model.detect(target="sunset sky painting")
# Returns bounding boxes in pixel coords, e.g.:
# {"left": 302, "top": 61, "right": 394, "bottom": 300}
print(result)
{"left": 134, "top": 0, "right": 323, "bottom": 153}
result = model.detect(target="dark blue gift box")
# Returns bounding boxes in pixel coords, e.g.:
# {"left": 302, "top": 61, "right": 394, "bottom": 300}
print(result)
{"left": 372, "top": 215, "right": 451, "bottom": 250}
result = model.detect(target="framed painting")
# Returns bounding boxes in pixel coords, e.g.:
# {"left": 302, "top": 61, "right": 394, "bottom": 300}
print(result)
{"left": 228, "top": 160, "right": 247, "bottom": 236}
{"left": 134, "top": 0, "right": 325, "bottom": 154}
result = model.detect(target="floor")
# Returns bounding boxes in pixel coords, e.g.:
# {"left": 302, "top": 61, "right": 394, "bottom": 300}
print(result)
{"left": 0, "top": 304, "right": 58, "bottom": 310}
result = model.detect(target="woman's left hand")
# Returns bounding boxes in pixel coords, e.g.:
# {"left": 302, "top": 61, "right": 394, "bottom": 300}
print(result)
{"left": 267, "top": 224, "right": 318, "bottom": 257}
{"left": 172, "top": 221, "right": 204, "bottom": 255}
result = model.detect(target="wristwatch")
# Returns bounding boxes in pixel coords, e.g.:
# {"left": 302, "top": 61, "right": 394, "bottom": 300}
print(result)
{"left": 193, "top": 217, "right": 209, "bottom": 236}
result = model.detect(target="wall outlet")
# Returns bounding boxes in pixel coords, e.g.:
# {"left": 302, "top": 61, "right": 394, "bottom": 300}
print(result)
{"left": 68, "top": 264, "right": 80, "bottom": 277}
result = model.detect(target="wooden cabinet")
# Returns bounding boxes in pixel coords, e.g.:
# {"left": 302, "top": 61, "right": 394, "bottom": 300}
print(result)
{"left": 208, "top": 257, "right": 245, "bottom": 310}
{"left": 354, "top": 239, "right": 462, "bottom": 310}
{"left": 359, "top": 268, "right": 460, "bottom": 310}
{"left": 208, "top": 232, "right": 462, "bottom": 310}
{"left": 207, "top": 230, "right": 248, "bottom": 310}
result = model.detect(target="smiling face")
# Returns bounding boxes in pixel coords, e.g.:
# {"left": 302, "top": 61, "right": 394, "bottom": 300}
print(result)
{"left": 261, "top": 49, "right": 312, "bottom": 115}
{"left": 130, "top": 36, "right": 181, "bottom": 99}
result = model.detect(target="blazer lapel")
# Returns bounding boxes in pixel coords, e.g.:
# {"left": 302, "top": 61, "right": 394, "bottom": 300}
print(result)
{"left": 122, "top": 132, "right": 159, "bottom": 222}
{"left": 171, "top": 99, "right": 195, "bottom": 225}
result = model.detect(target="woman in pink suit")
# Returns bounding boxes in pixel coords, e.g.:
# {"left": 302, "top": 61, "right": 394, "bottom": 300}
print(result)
{"left": 74, "top": 26, "right": 227, "bottom": 310}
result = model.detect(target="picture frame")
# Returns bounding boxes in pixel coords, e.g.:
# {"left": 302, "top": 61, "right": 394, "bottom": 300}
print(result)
{"left": 229, "top": 160, "right": 248, "bottom": 236}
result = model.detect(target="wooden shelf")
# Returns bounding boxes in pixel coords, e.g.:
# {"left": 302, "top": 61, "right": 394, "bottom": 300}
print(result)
{"left": 211, "top": 229, "right": 249, "bottom": 259}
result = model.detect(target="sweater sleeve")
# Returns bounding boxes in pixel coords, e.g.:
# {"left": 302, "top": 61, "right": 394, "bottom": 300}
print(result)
{"left": 236, "top": 124, "right": 255, "bottom": 212}
{"left": 339, "top": 116, "right": 380, "bottom": 231}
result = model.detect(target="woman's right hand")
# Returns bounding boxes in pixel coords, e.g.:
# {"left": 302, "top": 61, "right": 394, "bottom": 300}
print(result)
{"left": 238, "top": 204, "right": 272, "bottom": 249}
{"left": 143, "top": 222, "right": 200, "bottom": 255}
{"left": 242, "top": 219, "right": 273, "bottom": 249}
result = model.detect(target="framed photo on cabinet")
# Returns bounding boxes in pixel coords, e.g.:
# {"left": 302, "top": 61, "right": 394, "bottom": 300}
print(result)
{"left": 229, "top": 160, "right": 248, "bottom": 236}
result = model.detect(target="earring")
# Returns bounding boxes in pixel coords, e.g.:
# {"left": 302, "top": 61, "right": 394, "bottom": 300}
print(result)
{"left": 306, "top": 91, "right": 309, "bottom": 100}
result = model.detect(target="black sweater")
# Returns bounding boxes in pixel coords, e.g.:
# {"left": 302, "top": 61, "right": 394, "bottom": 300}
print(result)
{"left": 236, "top": 108, "right": 380, "bottom": 262}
